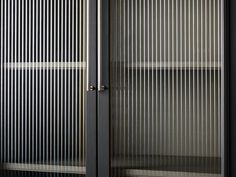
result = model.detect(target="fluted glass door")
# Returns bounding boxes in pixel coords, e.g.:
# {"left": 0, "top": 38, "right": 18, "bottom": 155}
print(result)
{"left": 0, "top": 0, "right": 95, "bottom": 176}
{"left": 110, "top": 0, "right": 224, "bottom": 176}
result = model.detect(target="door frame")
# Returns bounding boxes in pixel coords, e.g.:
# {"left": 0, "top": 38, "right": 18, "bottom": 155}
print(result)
{"left": 97, "top": 0, "right": 230, "bottom": 177}
{"left": 228, "top": 0, "right": 236, "bottom": 176}
{"left": 97, "top": 0, "right": 110, "bottom": 177}
{"left": 86, "top": 0, "right": 98, "bottom": 177}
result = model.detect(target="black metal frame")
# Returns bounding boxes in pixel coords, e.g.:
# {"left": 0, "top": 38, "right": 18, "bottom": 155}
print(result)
{"left": 228, "top": 0, "right": 236, "bottom": 176}
{"left": 224, "top": 0, "right": 229, "bottom": 177}
{"left": 97, "top": 0, "right": 110, "bottom": 177}
{"left": 86, "top": 0, "right": 98, "bottom": 177}
{"left": 96, "top": 0, "right": 230, "bottom": 177}
{"left": 224, "top": 0, "right": 229, "bottom": 176}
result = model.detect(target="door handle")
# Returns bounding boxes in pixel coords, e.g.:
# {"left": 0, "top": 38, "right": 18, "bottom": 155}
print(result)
{"left": 98, "top": 0, "right": 105, "bottom": 91}
{"left": 87, "top": 0, "right": 97, "bottom": 91}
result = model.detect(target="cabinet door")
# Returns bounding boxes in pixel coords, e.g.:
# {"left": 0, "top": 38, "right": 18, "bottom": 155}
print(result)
{"left": 109, "top": 0, "right": 225, "bottom": 176}
{"left": 0, "top": 0, "right": 97, "bottom": 176}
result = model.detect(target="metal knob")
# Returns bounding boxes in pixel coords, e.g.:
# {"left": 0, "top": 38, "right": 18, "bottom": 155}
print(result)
{"left": 89, "top": 85, "right": 96, "bottom": 91}
{"left": 98, "top": 85, "right": 105, "bottom": 91}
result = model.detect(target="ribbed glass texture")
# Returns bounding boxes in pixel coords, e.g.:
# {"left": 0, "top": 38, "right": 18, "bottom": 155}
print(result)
{"left": 0, "top": 0, "right": 87, "bottom": 176}
{"left": 110, "top": 0, "right": 223, "bottom": 176}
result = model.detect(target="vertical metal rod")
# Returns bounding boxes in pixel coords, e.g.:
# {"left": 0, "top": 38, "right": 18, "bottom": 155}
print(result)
{"left": 0, "top": 0, "right": 3, "bottom": 164}
{"left": 86, "top": 0, "right": 90, "bottom": 91}
{"left": 221, "top": 0, "right": 225, "bottom": 175}
{"left": 219, "top": 0, "right": 223, "bottom": 175}
{"left": 98, "top": 0, "right": 104, "bottom": 91}
{"left": 83, "top": 0, "right": 86, "bottom": 164}
{"left": 216, "top": 0, "right": 220, "bottom": 171}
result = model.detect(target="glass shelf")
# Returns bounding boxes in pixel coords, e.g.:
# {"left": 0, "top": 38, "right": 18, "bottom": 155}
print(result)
{"left": 123, "top": 169, "right": 220, "bottom": 177}
{"left": 3, "top": 62, "right": 86, "bottom": 70}
{"left": 111, "top": 156, "right": 221, "bottom": 177}
{"left": 0, "top": 163, "right": 86, "bottom": 174}
{"left": 124, "top": 61, "right": 222, "bottom": 70}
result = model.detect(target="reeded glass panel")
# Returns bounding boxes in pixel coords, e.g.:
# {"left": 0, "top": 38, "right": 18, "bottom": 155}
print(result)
{"left": 0, "top": 0, "right": 87, "bottom": 176}
{"left": 110, "top": 0, "right": 224, "bottom": 176}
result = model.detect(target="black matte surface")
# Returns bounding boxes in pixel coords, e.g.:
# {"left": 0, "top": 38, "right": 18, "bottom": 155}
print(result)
{"left": 229, "top": 0, "right": 236, "bottom": 176}
{"left": 97, "top": 0, "right": 110, "bottom": 177}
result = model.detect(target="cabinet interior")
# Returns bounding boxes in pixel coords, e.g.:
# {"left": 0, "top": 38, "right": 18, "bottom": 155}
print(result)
{"left": 110, "top": 0, "right": 223, "bottom": 176}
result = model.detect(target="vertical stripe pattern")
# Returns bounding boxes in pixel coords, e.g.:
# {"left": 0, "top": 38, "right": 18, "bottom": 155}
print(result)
{"left": 0, "top": 0, "right": 87, "bottom": 175}
{"left": 110, "top": 0, "right": 223, "bottom": 176}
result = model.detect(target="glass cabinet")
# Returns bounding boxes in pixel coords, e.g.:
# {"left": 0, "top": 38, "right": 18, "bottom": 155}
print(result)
{"left": 109, "top": 0, "right": 225, "bottom": 176}
{"left": 0, "top": 0, "right": 228, "bottom": 177}
{"left": 0, "top": 0, "right": 98, "bottom": 176}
